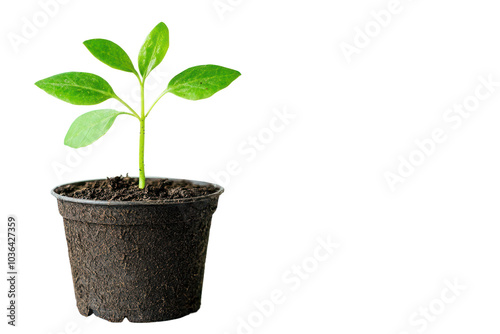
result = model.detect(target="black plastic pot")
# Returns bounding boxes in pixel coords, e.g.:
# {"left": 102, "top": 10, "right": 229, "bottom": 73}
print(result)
{"left": 52, "top": 178, "right": 223, "bottom": 323}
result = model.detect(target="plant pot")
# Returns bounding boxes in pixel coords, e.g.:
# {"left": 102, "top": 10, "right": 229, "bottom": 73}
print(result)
{"left": 52, "top": 178, "right": 224, "bottom": 323}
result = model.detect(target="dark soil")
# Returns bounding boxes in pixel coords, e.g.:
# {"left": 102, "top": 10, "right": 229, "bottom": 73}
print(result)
{"left": 55, "top": 176, "right": 218, "bottom": 202}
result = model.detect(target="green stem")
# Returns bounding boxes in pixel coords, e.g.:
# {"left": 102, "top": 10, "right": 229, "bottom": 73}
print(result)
{"left": 145, "top": 89, "right": 169, "bottom": 118}
{"left": 139, "top": 118, "right": 145, "bottom": 189}
{"left": 114, "top": 95, "right": 140, "bottom": 119}
{"left": 139, "top": 81, "right": 146, "bottom": 189}
{"left": 123, "top": 112, "right": 138, "bottom": 118}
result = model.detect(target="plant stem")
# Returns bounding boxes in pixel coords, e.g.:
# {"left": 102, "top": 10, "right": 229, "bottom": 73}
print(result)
{"left": 139, "top": 80, "right": 146, "bottom": 189}
{"left": 114, "top": 95, "right": 140, "bottom": 119}
{"left": 139, "top": 118, "right": 145, "bottom": 188}
{"left": 145, "top": 88, "right": 169, "bottom": 118}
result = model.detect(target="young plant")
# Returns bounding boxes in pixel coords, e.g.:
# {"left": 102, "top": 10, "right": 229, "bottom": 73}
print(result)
{"left": 36, "top": 22, "right": 240, "bottom": 189}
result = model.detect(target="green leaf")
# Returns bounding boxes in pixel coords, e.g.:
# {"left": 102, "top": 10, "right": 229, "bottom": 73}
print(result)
{"left": 35, "top": 72, "right": 115, "bottom": 105}
{"left": 64, "top": 109, "right": 126, "bottom": 148}
{"left": 83, "top": 39, "right": 137, "bottom": 74}
{"left": 138, "top": 22, "right": 169, "bottom": 78}
{"left": 167, "top": 65, "right": 241, "bottom": 100}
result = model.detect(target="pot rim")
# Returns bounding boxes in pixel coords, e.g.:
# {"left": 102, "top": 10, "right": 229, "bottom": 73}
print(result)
{"left": 51, "top": 177, "right": 224, "bottom": 206}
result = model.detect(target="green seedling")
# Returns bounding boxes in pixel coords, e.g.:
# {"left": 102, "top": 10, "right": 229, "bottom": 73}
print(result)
{"left": 36, "top": 22, "right": 240, "bottom": 189}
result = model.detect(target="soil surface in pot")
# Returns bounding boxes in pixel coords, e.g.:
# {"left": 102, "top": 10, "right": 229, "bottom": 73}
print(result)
{"left": 55, "top": 176, "right": 218, "bottom": 202}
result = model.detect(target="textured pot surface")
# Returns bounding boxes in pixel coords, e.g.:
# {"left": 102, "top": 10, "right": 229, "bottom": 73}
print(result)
{"left": 53, "top": 179, "right": 223, "bottom": 323}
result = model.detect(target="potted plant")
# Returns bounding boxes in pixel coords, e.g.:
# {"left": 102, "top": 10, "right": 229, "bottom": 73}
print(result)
{"left": 35, "top": 22, "right": 240, "bottom": 323}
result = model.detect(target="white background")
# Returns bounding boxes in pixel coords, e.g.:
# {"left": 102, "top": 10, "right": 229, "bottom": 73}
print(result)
{"left": 1, "top": 0, "right": 500, "bottom": 333}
